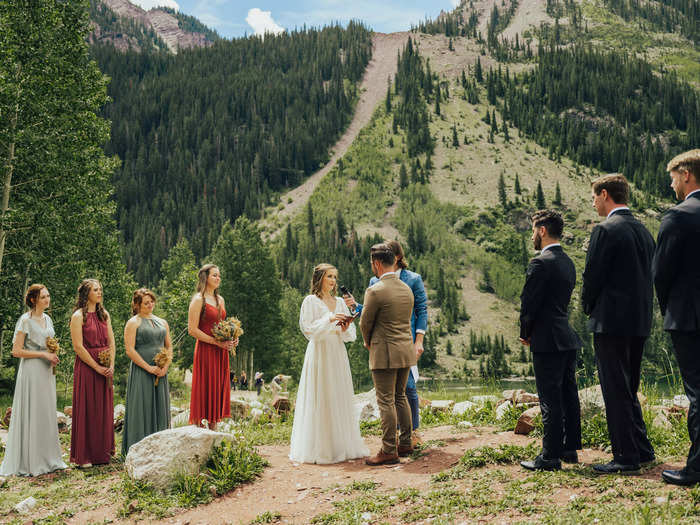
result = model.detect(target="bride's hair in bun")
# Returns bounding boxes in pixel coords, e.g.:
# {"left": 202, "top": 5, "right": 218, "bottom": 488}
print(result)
{"left": 310, "top": 263, "right": 337, "bottom": 297}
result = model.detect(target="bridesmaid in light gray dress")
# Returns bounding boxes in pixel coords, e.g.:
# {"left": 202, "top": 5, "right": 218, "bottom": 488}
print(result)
{"left": 0, "top": 284, "right": 67, "bottom": 476}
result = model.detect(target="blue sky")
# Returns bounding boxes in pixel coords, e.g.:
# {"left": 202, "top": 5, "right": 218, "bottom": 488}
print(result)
{"left": 132, "top": 0, "right": 460, "bottom": 38}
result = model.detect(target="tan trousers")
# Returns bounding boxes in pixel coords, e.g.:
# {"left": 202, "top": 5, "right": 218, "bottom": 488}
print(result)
{"left": 372, "top": 367, "right": 412, "bottom": 454}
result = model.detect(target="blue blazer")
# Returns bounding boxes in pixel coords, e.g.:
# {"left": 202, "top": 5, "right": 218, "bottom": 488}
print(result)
{"left": 357, "top": 269, "right": 428, "bottom": 342}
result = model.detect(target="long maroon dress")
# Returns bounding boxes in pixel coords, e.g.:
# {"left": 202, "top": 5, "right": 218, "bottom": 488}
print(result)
{"left": 70, "top": 312, "right": 114, "bottom": 465}
{"left": 189, "top": 303, "right": 231, "bottom": 427}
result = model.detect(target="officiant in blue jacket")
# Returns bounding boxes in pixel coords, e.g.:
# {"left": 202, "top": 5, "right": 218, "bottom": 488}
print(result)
{"left": 344, "top": 240, "right": 428, "bottom": 440}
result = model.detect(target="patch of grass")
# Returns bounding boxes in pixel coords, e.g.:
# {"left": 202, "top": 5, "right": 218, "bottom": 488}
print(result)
{"left": 119, "top": 439, "right": 268, "bottom": 518}
{"left": 433, "top": 443, "right": 539, "bottom": 482}
{"left": 411, "top": 439, "right": 447, "bottom": 459}
{"left": 311, "top": 493, "right": 394, "bottom": 524}
{"left": 338, "top": 480, "right": 379, "bottom": 494}
{"left": 359, "top": 419, "right": 382, "bottom": 436}
{"left": 250, "top": 510, "right": 282, "bottom": 524}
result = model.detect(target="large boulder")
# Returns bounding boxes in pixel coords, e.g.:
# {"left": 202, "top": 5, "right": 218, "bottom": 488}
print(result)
{"left": 514, "top": 406, "right": 541, "bottom": 435}
{"left": 653, "top": 411, "right": 672, "bottom": 430}
{"left": 502, "top": 389, "right": 525, "bottom": 403}
{"left": 114, "top": 403, "right": 125, "bottom": 431}
{"left": 272, "top": 396, "right": 291, "bottom": 415}
{"left": 452, "top": 400, "right": 475, "bottom": 416}
{"left": 125, "top": 426, "right": 233, "bottom": 490}
{"left": 674, "top": 395, "right": 690, "bottom": 410}
{"left": 56, "top": 411, "right": 71, "bottom": 433}
{"left": 354, "top": 389, "right": 379, "bottom": 422}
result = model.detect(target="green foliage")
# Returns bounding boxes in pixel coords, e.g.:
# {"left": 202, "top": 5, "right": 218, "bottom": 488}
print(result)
{"left": 91, "top": 23, "right": 372, "bottom": 284}
{"left": 536, "top": 181, "right": 546, "bottom": 209}
{"left": 433, "top": 443, "right": 539, "bottom": 481}
{"left": 89, "top": 0, "right": 169, "bottom": 51}
{"left": 210, "top": 217, "right": 283, "bottom": 375}
{"left": 156, "top": 239, "right": 198, "bottom": 369}
{"left": 0, "top": 0, "right": 134, "bottom": 394}
{"left": 250, "top": 511, "right": 283, "bottom": 524}
{"left": 159, "top": 7, "right": 221, "bottom": 42}
{"left": 205, "top": 439, "right": 269, "bottom": 495}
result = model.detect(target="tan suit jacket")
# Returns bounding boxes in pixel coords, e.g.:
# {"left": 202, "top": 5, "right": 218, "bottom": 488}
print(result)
{"left": 359, "top": 273, "right": 416, "bottom": 370}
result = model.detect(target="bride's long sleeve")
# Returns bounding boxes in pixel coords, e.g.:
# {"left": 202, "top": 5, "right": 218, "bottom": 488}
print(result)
{"left": 299, "top": 295, "right": 336, "bottom": 341}
{"left": 339, "top": 298, "right": 356, "bottom": 343}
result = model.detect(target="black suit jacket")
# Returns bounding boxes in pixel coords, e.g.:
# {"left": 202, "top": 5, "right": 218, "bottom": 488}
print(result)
{"left": 581, "top": 209, "right": 655, "bottom": 336}
{"left": 520, "top": 246, "right": 582, "bottom": 353}
{"left": 652, "top": 192, "right": 700, "bottom": 331}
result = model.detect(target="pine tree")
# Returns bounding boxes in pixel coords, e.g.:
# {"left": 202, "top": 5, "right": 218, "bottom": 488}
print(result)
{"left": 553, "top": 181, "right": 562, "bottom": 205}
{"left": 475, "top": 56, "right": 483, "bottom": 82}
{"left": 498, "top": 173, "right": 507, "bottom": 208}
{"left": 307, "top": 202, "right": 316, "bottom": 242}
{"left": 399, "top": 162, "right": 409, "bottom": 189}
{"left": 502, "top": 118, "right": 510, "bottom": 142}
{"left": 536, "top": 180, "right": 546, "bottom": 209}
{"left": 514, "top": 173, "right": 522, "bottom": 194}
{"left": 210, "top": 217, "right": 284, "bottom": 376}
{"left": 452, "top": 124, "right": 459, "bottom": 147}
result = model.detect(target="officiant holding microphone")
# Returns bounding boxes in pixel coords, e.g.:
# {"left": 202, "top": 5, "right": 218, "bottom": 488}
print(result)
{"left": 344, "top": 240, "right": 428, "bottom": 445}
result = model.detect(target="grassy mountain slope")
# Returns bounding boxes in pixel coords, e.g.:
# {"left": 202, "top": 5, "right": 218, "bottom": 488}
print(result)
{"left": 263, "top": 0, "right": 696, "bottom": 381}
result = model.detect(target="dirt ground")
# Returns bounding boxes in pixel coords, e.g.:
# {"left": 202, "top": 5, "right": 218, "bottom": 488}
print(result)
{"left": 60, "top": 423, "right": 685, "bottom": 525}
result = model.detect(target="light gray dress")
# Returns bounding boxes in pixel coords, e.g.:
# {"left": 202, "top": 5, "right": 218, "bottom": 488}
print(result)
{"left": 0, "top": 312, "right": 67, "bottom": 476}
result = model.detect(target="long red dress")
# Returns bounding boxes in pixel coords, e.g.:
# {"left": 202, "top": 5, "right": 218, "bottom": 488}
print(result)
{"left": 189, "top": 303, "right": 231, "bottom": 427}
{"left": 70, "top": 312, "right": 114, "bottom": 465}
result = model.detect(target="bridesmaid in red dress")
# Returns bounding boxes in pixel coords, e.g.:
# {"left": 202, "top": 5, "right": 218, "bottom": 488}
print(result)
{"left": 69, "top": 279, "right": 116, "bottom": 467}
{"left": 188, "top": 264, "right": 239, "bottom": 429}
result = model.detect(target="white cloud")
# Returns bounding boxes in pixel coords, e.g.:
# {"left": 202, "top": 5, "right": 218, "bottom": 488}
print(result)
{"left": 246, "top": 8, "right": 285, "bottom": 37}
{"left": 131, "top": 0, "right": 180, "bottom": 11}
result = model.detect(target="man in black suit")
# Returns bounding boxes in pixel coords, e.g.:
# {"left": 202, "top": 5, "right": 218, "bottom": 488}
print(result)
{"left": 582, "top": 174, "right": 655, "bottom": 473}
{"left": 519, "top": 210, "right": 582, "bottom": 471}
{"left": 652, "top": 149, "right": 700, "bottom": 485}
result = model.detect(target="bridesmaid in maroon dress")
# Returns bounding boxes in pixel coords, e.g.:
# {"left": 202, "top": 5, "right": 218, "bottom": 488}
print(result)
{"left": 188, "top": 264, "right": 239, "bottom": 429}
{"left": 69, "top": 279, "right": 116, "bottom": 467}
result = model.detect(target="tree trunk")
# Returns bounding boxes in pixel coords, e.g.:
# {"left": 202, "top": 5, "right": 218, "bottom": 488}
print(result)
{"left": 0, "top": 75, "right": 20, "bottom": 275}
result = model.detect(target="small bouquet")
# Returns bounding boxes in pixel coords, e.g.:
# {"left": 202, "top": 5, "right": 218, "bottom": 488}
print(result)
{"left": 97, "top": 349, "right": 111, "bottom": 367}
{"left": 211, "top": 317, "right": 244, "bottom": 355}
{"left": 45, "top": 337, "right": 60, "bottom": 375}
{"left": 97, "top": 349, "right": 113, "bottom": 388}
{"left": 153, "top": 346, "right": 172, "bottom": 387}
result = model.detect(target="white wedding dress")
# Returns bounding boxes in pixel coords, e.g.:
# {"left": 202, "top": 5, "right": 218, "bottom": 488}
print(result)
{"left": 289, "top": 295, "right": 369, "bottom": 464}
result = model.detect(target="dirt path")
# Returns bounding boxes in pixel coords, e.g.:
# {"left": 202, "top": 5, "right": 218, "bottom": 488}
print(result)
{"left": 262, "top": 32, "right": 409, "bottom": 240}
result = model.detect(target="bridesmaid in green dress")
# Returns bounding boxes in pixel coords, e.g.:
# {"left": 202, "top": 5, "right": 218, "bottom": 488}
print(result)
{"left": 121, "top": 288, "right": 172, "bottom": 456}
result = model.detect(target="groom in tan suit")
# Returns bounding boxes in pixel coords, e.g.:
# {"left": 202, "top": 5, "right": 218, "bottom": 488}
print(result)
{"left": 360, "top": 243, "right": 416, "bottom": 465}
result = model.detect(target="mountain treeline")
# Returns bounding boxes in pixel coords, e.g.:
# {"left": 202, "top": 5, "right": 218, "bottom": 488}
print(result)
{"left": 91, "top": 23, "right": 372, "bottom": 284}
{"left": 491, "top": 45, "right": 699, "bottom": 199}
{"left": 602, "top": 0, "right": 699, "bottom": 44}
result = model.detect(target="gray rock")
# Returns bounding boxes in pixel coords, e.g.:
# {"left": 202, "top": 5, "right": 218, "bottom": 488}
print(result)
{"left": 114, "top": 403, "right": 125, "bottom": 422}
{"left": 452, "top": 400, "right": 475, "bottom": 416}
{"left": 14, "top": 496, "right": 37, "bottom": 514}
{"left": 674, "top": 394, "right": 690, "bottom": 409}
{"left": 354, "top": 389, "right": 379, "bottom": 422}
{"left": 495, "top": 400, "right": 512, "bottom": 420}
{"left": 653, "top": 411, "right": 672, "bottom": 430}
{"left": 125, "top": 426, "right": 233, "bottom": 490}
{"left": 579, "top": 384, "right": 647, "bottom": 414}
{"left": 471, "top": 395, "right": 499, "bottom": 405}
{"left": 515, "top": 392, "right": 539, "bottom": 404}
{"left": 172, "top": 409, "right": 190, "bottom": 427}
{"left": 430, "top": 400, "right": 455, "bottom": 412}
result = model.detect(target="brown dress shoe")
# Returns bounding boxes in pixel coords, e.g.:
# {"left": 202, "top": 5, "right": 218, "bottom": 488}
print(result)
{"left": 398, "top": 445, "right": 414, "bottom": 457}
{"left": 365, "top": 450, "right": 400, "bottom": 466}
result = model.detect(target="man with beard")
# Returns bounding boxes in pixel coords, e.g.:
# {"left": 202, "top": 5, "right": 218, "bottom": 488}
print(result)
{"left": 583, "top": 174, "right": 655, "bottom": 473}
{"left": 653, "top": 150, "right": 700, "bottom": 485}
{"left": 519, "top": 210, "right": 582, "bottom": 471}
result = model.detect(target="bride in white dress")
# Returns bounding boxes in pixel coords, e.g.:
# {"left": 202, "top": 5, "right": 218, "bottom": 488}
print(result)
{"left": 289, "top": 263, "right": 369, "bottom": 464}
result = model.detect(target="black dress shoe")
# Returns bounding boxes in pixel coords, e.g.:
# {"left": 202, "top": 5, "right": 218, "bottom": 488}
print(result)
{"left": 521, "top": 454, "right": 561, "bottom": 471}
{"left": 592, "top": 460, "right": 640, "bottom": 474}
{"left": 662, "top": 468, "right": 700, "bottom": 486}
{"left": 560, "top": 451, "right": 578, "bottom": 464}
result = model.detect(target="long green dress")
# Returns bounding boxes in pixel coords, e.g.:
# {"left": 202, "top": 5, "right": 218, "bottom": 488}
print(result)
{"left": 122, "top": 316, "right": 170, "bottom": 456}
